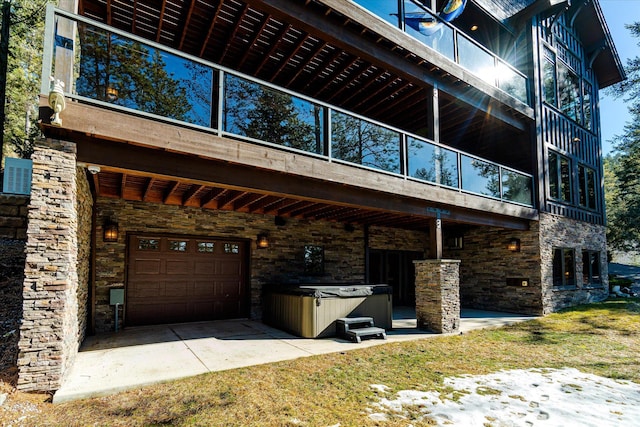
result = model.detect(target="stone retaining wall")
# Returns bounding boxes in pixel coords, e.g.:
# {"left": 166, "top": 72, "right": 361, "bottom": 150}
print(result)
{"left": 0, "top": 195, "right": 29, "bottom": 239}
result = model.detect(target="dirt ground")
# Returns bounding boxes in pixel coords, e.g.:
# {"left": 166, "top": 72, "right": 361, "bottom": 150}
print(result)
{"left": 0, "top": 239, "right": 25, "bottom": 386}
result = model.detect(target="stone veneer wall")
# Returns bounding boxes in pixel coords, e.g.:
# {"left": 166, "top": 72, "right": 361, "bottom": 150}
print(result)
{"left": 95, "top": 198, "right": 371, "bottom": 332}
{"left": 451, "top": 222, "right": 543, "bottom": 315}
{"left": 0, "top": 195, "right": 29, "bottom": 239}
{"left": 368, "top": 225, "right": 428, "bottom": 253}
{"left": 75, "top": 168, "right": 93, "bottom": 342}
{"left": 539, "top": 212, "right": 608, "bottom": 313}
{"left": 18, "top": 139, "right": 80, "bottom": 392}
{"left": 414, "top": 260, "right": 460, "bottom": 333}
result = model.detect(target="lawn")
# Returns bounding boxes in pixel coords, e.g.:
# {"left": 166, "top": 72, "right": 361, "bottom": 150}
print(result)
{"left": 1, "top": 298, "right": 638, "bottom": 426}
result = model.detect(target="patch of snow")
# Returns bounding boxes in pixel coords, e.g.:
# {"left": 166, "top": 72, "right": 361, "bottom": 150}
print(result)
{"left": 370, "top": 384, "right": 390, "bottom": 393}
{"left": 370, "top": 368, "right": 640, "bottom": 426}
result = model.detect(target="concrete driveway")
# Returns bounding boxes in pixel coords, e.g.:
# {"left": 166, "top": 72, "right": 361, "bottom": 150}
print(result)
{"left": 53, "top": 309, "right": 535, "bottom": 402}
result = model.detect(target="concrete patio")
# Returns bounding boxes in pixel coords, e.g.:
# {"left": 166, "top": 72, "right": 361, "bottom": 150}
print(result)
{"left": 53, "top": 309, "right": 535, "bottom": 403}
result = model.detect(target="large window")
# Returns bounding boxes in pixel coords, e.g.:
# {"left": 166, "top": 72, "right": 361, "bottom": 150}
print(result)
{"left": 407, "top": 137, "right": 459, "bottom": 187}
{"left": 541, "top": 43, "right": 592, "bottom": 129}
{"left": 578, "top": 165, "right": 597, "bottom": 210}
{"left": 553, "top": 248, "right": 575, "bottom": 287}
{"left": 548, "top": 151, "right": 571, "bottom": 203}
{"left": 582, "top": 250, "right": 601, "bottom": 285}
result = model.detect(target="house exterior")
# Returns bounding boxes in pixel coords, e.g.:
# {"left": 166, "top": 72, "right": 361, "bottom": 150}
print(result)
{"left": 14, "top": 0, "right": 623, "bottom": 392}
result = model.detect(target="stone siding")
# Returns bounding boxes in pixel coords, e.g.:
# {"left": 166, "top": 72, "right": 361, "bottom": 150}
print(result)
{"left": 414, "top": 260, "right": 460, "bottom": 333}
{"left": 0, "top": 239, "right": 25, "bottom": 383}
{"left": 75, "top": 168, "right": 93, "bottom": 341}
{"left": 0, "top": 195, "right": 29, "bottom": 239}
{"left": 539, "top": 213, "right": 608, "bottom": 313}
{"left": 368, "top": 225, "right": 428, "bottom": 254}
{"left": 452, "top": 223, "right": 543, "bottom": 315}
{"left": 17, "top": 139, "right": 80, "bottom": 392}
{"left": 94, "top": 198, "right": 377, "bottom": 332}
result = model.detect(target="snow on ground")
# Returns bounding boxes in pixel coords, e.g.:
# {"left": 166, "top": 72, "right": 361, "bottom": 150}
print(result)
{"left": 369, "top": 368, "right": 640, "bottom": 426}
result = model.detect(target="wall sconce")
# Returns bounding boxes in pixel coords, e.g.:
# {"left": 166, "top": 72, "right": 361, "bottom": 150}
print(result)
{"left": 106, "top": 85, "right": 119, "bottom": 101}
{"left": 507, "top": 238, "right": 521, "bottom": 252}
{"left": 257, "top": 233, "right": 269, "bottom": 249}
{"left": 48, "top": 77, "right": 66, "bottom": 126}
{"left": 103, "top": 220, "right": 119, "bottom": 242}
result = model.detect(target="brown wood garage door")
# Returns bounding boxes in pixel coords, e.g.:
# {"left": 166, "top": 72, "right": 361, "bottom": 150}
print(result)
{"left": 126, "top": 235, "right": 248, "bottom": 326}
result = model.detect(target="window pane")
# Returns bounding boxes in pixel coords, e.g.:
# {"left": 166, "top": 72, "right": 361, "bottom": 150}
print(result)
{"left": 224, "top": 243, "right": 240, "bottom": 254}
{"left": 169, "top": 240, "right": 187, "bottom": 252}
{"left": 549, "top": 151, "right": 559, "bottom": 199}
{"left": 553, "top": 248, "right": 563, "bottom": 286}
{"left": 353, "top": 0, "right": 400, "bottom": 27}
{"left": 558, "top": 61, "right": 581, "bottom": 122}
{"left": 76, "top": 23, "right": 213, "bottom": 127}
{"left": 582, "top": 250, "right": 601, "bottom": 284}
{"left": 403, "top": 2, "right": 455, "bottom": 61}
{"left": 578, "top": 165, "right": 587, "bottom": 207}
{"left": 304, "top": 245, "right": 324, "bottom": 275}
{"left": 407, "top": 137, "right": 458, "bottom": 187}
{"left": 583, "top": 81, "right": 592, "bottom": 130}
{"left": 497, "top": 60, "right": 527, "bottom": 104}
{"left": 224, "top": 74, "right": 324, "bottom": 154}
{"left": 587, "top": 168, "right": 597, "bottom": 209}
{"left": 542, "top": 50, "right": 557, "bottom": 106}
{"left": 461, "top": 155, "right": 500, "bottom": 198}
{"left": 197, "top": 242, "right": 215, "bottom": 253}
{"left": 457, "top": 34, "right": 495, "bottom": 85}
{"left": 502, "top": 169, "right": 532, "bottom": 205}
{"left": 560, "top": 156, "right": 571, "bottom": 202}
{"left": 138, "top": 239, "right": 159, "bottom": 250}
{"left": 564, "top": 249, "right": 575, "bottom": 286}
{"left": 331, "top": 111, "right": 401, "bottom": 174}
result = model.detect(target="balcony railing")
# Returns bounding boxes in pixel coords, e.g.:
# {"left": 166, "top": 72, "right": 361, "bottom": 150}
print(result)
{"left": 353, "top": 0, "right": 528, "bottom": 104}
{"left": 42, "top": 7, "right": 534, "bottom": 208}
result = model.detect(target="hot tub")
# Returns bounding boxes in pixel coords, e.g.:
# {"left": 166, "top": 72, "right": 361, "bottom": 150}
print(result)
{"left": 263, "top": 284, "right": 392, "bottom": 338}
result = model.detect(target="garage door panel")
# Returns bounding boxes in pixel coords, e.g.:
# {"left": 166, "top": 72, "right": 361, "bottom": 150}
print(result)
{"left": 166, "top": 260, "right": 192, "bottom": 275}
{"left": 127, "top": 235, "right": 247, "bottom": 326}
{"left": 133, "top": 259, "right": 162, "bottom": 275}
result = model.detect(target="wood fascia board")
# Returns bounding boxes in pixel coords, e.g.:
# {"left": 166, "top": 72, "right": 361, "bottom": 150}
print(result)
{"left": 40, "top": 98, "right": 537, "bottom": 228}
{"left": 246, "top": 0, "right": 533, "bottom": 128}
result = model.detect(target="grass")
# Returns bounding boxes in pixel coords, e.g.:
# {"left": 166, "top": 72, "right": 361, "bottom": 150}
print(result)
{"left": 1, "top": 298, "right": 639, "bottom": 426}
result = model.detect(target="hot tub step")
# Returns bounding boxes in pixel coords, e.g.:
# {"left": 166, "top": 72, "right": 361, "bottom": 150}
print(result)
{"left": 336, "top": 317, "right": 387, "bottom": 343}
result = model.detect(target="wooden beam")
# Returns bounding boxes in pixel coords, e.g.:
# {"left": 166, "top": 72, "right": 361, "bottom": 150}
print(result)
{"left": 200, "top": 188, "right": 224, "bottom": 208}
{"left": 219, "top": 4, "right": 250, "bottom": 64}
{"left": 178, "top": 0, "right": 196, "bottom": 50}
{"left": 237, "top": 15, "right": 272, "bottom": 70}
{"left": 120, "top": 173, "right": 127, "bottom": 198}
{"left": 269, "top": 33, "right": 312, "bottom": 82}
{"left": 199, "top": 0, "right": 225, "bottom": 57}
{"left": 142, "top": 177, "right": 156, "bottom": 202}
{"left": 155, "top": 0, "right": 168, "bottom": 42}
{"left": 182, "top": 184, "right": 203, "bottom": 205}
{"left": 255, "top": 24, "right": 292, "bottom": 76}
{"left": 163, "top": 180, "right": 180, "bottom": 203}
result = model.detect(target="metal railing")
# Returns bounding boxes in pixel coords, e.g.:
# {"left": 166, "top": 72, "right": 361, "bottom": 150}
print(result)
{"left": 42, "top": 6, "right": 534, "bottom": 207}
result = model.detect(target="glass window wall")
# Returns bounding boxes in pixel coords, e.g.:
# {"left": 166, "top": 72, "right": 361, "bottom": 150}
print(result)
{"left": 407, "top": 137, "right": 458, "bottom": 187}
{"left": 461, "top": 155, "right": 500, "bottom": 198}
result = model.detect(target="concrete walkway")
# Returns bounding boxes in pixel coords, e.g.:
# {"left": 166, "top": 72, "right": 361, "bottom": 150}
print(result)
{"left": 53, "top": 309, "right": 535, "bottom": 403}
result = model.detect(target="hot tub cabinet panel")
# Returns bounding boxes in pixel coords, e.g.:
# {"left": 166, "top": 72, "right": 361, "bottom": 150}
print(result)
{"left": 264, "top": 284, "right": 392, "bottom": 338}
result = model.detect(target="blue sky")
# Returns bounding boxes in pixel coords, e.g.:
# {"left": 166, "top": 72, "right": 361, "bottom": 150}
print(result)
{"left": 599, "top": 0, "right": 639, "bottom": 155}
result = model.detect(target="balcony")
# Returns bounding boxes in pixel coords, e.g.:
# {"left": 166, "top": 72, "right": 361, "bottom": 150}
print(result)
{"left": 353, "top": 0, "right": 528, "bottom": 104}
{"left": 43, "top": 7, "right": 533, "bottom": 208}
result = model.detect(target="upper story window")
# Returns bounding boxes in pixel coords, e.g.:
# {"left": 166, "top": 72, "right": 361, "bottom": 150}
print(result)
{"left": 541, "top": 42, "right": 593, "bottom": 131}
{"left": 578, "top": 165, "right": 597, "bottom": 210}
{"left": 548, "top": 150, "right": 571, "bottom": 203}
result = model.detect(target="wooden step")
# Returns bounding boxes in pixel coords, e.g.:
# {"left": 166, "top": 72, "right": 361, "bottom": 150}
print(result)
{"left": 344, "top": 326, "right": 387, "bottom": 343}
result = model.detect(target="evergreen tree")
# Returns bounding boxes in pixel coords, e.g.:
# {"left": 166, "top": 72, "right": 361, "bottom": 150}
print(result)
{"left": 605, "top": 22, "right": 640, "bottom": 250}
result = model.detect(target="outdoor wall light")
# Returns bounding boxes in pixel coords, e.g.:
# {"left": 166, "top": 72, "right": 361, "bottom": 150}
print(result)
{"left": 106, "top": 85, "right": 119, "bottom": 101}
{"left": 48, "top": 77, "right": 66, "bottom": 127}
{"left": 507, "top": 238, "right": 521, "bottom": 252}
{"left": 103, "top": 220, "right": 119, "bottom": 242}
{"left": 257, "top": 233, "right": 269, "bottom": 249}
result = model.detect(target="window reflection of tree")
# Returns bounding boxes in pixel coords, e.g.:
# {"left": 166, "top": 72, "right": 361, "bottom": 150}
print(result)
{"left": 408, "top": 138, "right": 458, "bottom": 187}
{"left": 224, "top": 75, "right": 323, "bottom": 154}
{"left": 331, "top": 111, "right": 401, "bottom": 174}
{"left": 502, "top": 170, "right": 532, "bottom": 205}
{"left": 76, "top": 24, "right": 197, "bottom": 123}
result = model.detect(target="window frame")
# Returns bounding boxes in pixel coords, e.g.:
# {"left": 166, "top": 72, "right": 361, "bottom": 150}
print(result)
{"left": 553, "top": 247, "right": 576, "bottom": 287}
{"left": 582, "top": 250, "right": 602, "bottom": 286}
{"left": 548, "top": 150, "right": 572, "bottom": 203}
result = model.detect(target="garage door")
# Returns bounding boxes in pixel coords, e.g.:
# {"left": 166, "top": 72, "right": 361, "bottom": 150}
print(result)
{"left": 126, "top": 235, "right": 248, "bottom": 326}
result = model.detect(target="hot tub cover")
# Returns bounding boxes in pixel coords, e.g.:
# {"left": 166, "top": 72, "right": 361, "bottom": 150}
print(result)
{"left": 267, "top": 283, "right": 392, "bottom": 298}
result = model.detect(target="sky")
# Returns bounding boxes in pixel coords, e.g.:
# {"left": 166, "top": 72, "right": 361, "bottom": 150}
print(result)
{"left": 598, "top": 0, "right": 639, "bottom": 155}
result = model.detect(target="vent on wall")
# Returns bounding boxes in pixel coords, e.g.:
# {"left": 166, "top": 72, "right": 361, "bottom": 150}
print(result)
{"left": 2, "top": 157, "right": 33, "bottom": 195}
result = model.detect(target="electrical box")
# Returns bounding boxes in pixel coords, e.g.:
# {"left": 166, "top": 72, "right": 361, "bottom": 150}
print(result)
{"left": 2, "top": 157, "right": 32, "bottom": 195}
{"left": 506, "top": 278, "right": 530, "bottom": 287}
{"left": 109, "top": 288, "right": 125, "bottom": 305}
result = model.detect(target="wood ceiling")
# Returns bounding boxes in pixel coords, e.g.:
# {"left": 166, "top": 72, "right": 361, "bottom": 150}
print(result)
{"left": 91, "top": 169, "right": 437, "bottom": 230}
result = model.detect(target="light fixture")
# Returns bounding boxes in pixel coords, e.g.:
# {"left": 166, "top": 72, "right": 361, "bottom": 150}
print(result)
{"left": 106, "top": 85, "right": 119, "bottom": 101}
{"left": 507, "top": 238, "right": 521, "bottom": 252}
{"left": 103, "top": 220, "right": 119, "bottom": 242}
{"left": 470, "top": 24, "right": 479, "bottom": 31}
{"left": 48, "top": 76, "right": 66, "bottom": 126}
{"left": 257, "top": 233, "right": 269, "bottom": 249}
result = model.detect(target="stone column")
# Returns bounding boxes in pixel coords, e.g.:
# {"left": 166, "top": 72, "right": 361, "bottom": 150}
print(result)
{"left": 414, "top": 259, "right": 460, "bottom": 333}
{"left": 17, "top": 139, "right": 80, "bottom": 392}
